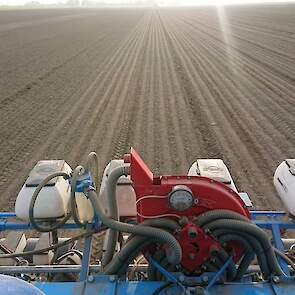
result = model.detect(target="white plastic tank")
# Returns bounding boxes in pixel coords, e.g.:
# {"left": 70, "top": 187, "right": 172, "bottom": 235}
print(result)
{"left": 15, "top": 160, "right": 72, "bottom": 220}
{"left": 99, "top": 160, "right": 137, "bottom": 217}
{"left": 188, "top": 159, "right": 238, "bottom": 192}
{"left": 74, "top": 191, "right": 94, "bottom": 223}
{"left": 274, "top": 159, "right": 295, "bottom": 215}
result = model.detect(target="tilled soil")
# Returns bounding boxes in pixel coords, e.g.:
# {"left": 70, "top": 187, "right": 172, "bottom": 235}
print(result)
{"left": 0, "top": 5, "right": 295, "bottom": 212}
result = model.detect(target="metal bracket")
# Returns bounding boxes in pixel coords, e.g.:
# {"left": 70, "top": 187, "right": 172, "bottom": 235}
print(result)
{"left": 149, "top": 257, "right": 186, "bottom": 292}
{"left": 206, "top": 256, "right": 233, "bottom": 291}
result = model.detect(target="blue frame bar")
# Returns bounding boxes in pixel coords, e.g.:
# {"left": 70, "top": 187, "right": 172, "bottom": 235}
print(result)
{"left": 271, "top": 223, "right": 290, "bottom": 275}
{"left": 250, "top": 211, "right": 286, "bottom": 218}
{"left": 1, "top": 211, "right": 294, "bottom": 231}
{"left": 206, "top": 256, "right": 233, "bottom": 291}
{"left": 0, "top": 213, "right": 103, "bottom": 231}
{"left": 254, "top": 220, "right": 295, "bottom": 230}
{"left": 35, "top": 276, "right": 295, "bottom": 295}
{"left": 0, "top": 221, "right": 83, "bottom": 231}
{"left": 1, "top": 210, "right": 294, "bottom": 283}
{"left": 79, "top": 229, "right": 92, "bottom": 281}
{"left": 0, "top": 212, "right": 16, "bottom": 218}
{"left": 149, "top": 258, "right": 185, "bottom": 291}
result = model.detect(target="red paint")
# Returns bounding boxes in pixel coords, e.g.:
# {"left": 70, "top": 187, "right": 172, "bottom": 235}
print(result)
{"left": 124, "top": 148, "right": 250, "bottom": 271}
{"left": 176, "top": 222, "right": 222, "bottom": 271}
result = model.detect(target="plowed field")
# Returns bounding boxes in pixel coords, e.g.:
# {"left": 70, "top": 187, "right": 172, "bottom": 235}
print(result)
{"left": 0, "top": 5, "right": 295, "bottom": 211}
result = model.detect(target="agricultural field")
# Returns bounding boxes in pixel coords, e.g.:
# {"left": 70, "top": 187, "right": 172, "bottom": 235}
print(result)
{"left": 0, "top": 5, "right": 295, "bottom": 211}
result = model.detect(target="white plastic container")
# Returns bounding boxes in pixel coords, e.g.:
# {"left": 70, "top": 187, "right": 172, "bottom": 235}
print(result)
{"left": 0, "top": 232, "right": 26, "bottom": 266}
{"left": 274, "top": 159, "right": 295, "bottom": 215}
{"left": 99, "top": 160, "right": 136, "bottom": 217}
{"left": 188, "top": 159, "right": 238, "bottom": 192}
{"left": 33, "top": 233, "right": 54, "bottom": 265}
{"left": 75, "top": 191, "right": 94, "bottom": 222}
{"left": 15, "top": 160, "right": 72, "bottom": 221}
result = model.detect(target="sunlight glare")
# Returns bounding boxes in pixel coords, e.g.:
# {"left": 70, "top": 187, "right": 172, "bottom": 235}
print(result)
{"left": 216, "top": 5, "right": 239, "bottom": 76}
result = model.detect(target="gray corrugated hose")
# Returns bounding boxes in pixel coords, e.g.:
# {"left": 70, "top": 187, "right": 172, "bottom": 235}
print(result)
{"left": 196, "top": 209, "right": 250, "bottom": 228}
{"left": 101, "top": 165, "right": 130, "bottom": 266}
{"left": 197, "top": 210, "right": 273, "bottom": 278}
{"left": 103, "top": 236, "right": 153, "bottom": 275}
{"left": 86, "top": 188, "right": 182, "bottom": 266}
{"left": 204, "top": 219, "right": 283, "bottom": 276}
{"left": 214, "top": 229, "right": 270, "bottom": 278}
{"left": 29, "top": 172, "right": 71, "bottom": 232}
{"left": 70, "top": 166, "right": 88, "bottom": 228}
{"left": 218, "top": 233, "right": 254, "bottom": 281}
{"left": 86, "top": 152, "right": 99, "bottom": 188}
{"left": 103, "top": 218, "right": 180, "bottom": 275}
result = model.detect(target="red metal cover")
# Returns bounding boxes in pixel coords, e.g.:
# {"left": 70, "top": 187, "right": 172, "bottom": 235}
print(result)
{"left": 125, "top": 148, "right": 250, "bottom": 271}
{"left": 125, "top": 148, "right": 250, "bottom": 222}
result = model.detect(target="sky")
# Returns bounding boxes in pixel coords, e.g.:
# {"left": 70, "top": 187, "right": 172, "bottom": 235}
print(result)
{"left": 1, "top": 0, "right": 295, "bottom": 7}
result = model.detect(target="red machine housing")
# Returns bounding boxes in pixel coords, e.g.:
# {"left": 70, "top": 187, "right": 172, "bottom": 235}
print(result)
{"left": 124, "top": 148, "right": 250, "bottom": 271}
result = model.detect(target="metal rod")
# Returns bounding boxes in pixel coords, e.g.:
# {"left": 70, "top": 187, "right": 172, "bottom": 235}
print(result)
{"left": 0, "top": 211, "right": 294, "bottom": 231}
{"left": 0, "top": 221, "right": 82, "bottom": 231}
{"left": 0, "top": 213, "right": 16, "bottom": 218}
{"left": 255, "top": 220, "right": 295, "bottom": 229}
{"left": 250, "top": 211, "right": 286, "bottom": 217}
{"left": 206, "top": 256, "right": 233, "bottom": 290}
{"left": 79, "top": 229, "right": 92, "bottom": 281}
{"left": 271, "top": 223, "right": 290, "bottom": 275}
{"left": 0, "top": 264, "right": 292, "bottom": 276}
{"left": 0, "top": 264, "right": 149, "bottom": 274}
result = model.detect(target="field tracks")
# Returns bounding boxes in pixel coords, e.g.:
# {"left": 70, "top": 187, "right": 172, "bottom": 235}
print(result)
{"left": 0, "top": 6, "right": 295, "bottom": 209}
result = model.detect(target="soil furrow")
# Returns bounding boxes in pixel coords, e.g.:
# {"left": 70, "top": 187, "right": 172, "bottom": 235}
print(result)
{"left": 1, "top": 6, "right": 295, "bottom": 212}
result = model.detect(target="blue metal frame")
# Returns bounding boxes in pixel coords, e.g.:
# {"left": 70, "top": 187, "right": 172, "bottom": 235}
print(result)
{"left": 206, "top": 256, "right": 233, "bottom": 291}
{"left": 79, "top": 230, "right": 92, "bottom": 281}
{"left": 1, "top": 211, "right": 295, "bottom": 294}
{"left": 36, "top": 275, "right": 295, "bottom": 294}
{"left": 34, "top": 276, "right": 295, "bottom": 295}
{"left": 149, "top": 258, "right": 186, "bottom": 292}
{"left": 2, "top": 211, "right": 295, "bottom": 231}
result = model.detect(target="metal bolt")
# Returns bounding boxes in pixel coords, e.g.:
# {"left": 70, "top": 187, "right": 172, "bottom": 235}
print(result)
{"left": 87, "top": 275, "right": 94, "bottom": 283}
{"left": 188, "top": 253, "right": 196, "bottom": 260}
{"left": 109, "top": 275, "right": 116, "bottom": 282}
{"left": 195, "top": 286, "right": 206, "bottom": 295}
{"left": 209, "top": 245, "right": 219, "bottom": 255}
{"left": 179, "top": 275, "right": 185, "bottom": 282}
{"left": 273, "top": 276, "right": 280, "bottom": 284}
{"left": 201, "top": 265, "right": 207, "bottom": 271}
{"left": 202, "top": 275, "right": 209, "bottom": 283}
{"left": 194, "top": 286, "right": 205, "bottom": 295}
{"left": 188, "top": 228, "right": 198, "bottom": 238}
{"left": 179, "top": 216, "right": 189, "bottom": 226}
